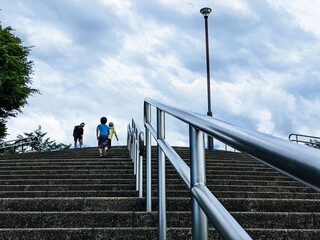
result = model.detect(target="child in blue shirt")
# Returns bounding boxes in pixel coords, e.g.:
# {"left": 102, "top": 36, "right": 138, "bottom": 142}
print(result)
{"left": 96, "top": 117, "right": 109, "bottom": 157}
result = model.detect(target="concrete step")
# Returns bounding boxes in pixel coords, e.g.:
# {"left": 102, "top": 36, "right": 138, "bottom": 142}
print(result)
{"left": 0, "top": 179, "right": 304, "bottom": 190}
{"left": 0, "top": 165, "right": 136, "bottom": 171}
{"left": 0, "top": 184, "right": 136, "bottom": 192}
{"left": 0, "top": 179, "right": 311, "bottom": 190}
{"left": 0, "top": 170, "right": 137, "bottom": 175}
{"left": 0, "top": 152, "right": 131, "bottom": 159}
{"left": 0, "top": 159, "right": 266, "bottom": 166}
{"left": 0, "top": 179, "right": 137, "bottom": 185}
{"left": 0, "top": 227, "right": 318, "bottom": 240}
{"left": 144, "top": 174, "right": 291, "bottom": 181}
{"left": 1, "top": 197, "right": 319, "bottom": 212}
{"left": 0, "top": 173, "right": 136, "bottom": 180}
{"left": 149, "top": 190, "right": 320, "bottom": 199}
{"left": 1, "top": 190, "right": 319, "bottom": 199}
{"left": 152, "top": 166, "right": 283, "bottom": 172}
{"left": 0, "top": 211, "right": 318, "bottom": 229}
{"left": 0, "top": 182, "right": 307, "bottom": 192}
{"left": 0, "top": 190, "right": 138, "bottom": 198}
{"left": 148, "top": 170, "right": 295, "bottom": 178}
{"left": 0, "top": 163, "right": 134, "bottom": 169}
{"left": 1, "top": 187, "right": 319, "bottom": 199}
{"left": 0, "top": 197, "right": 145, "bottom": 212}
{"left": 0, "top": 171, "right": 296, "bottom": 181}
{"left": 0, "top": 227, "right": 171, "bottom": 240}
{"left": 0, "top": 146, "right": 318, "bottom": 240}
{"left": 151, "top": 179, "right": 303, "bottom": 188}
{"left": 0, "top": 169, "right": 284, "bottom": 178}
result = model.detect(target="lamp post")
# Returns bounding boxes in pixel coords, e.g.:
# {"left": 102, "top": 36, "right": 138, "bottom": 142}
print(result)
{"left": 200, "top": 7, "right": 213, "bottom": 150}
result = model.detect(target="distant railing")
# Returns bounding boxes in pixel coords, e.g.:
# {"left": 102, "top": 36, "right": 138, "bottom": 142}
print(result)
{"left": 142, "top": 97, "right": 320, "bottom": 240}
{"left": 0, "top": 137, "right": 37, "bottom": 154}
{"left": 289, "top": 133, "right": 320, "bottom": 148}
{"left": 127, "top": 119, "right": 144, "bottom": 197}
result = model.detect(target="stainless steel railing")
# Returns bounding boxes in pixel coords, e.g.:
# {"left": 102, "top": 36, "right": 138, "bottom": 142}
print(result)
{"left": 143, "top": 97, "right": 320, "bottom": 240}
{"left": 289, "top": 133, "right": 320, "bottom": 148}
{"left": 0, "top": 136, "right": 37, "bottom": 154}
{"left": 127, "top": 119, "right": 144, "bottom": 198}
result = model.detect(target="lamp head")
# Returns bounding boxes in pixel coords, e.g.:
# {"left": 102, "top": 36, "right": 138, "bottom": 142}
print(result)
{"left": 200, "top": 7, "right": 212, "bottom": 17}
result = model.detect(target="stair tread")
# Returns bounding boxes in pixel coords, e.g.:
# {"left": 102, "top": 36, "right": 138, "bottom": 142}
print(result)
{"left": 0, "top": 146, "right": 318, "bottom": 240}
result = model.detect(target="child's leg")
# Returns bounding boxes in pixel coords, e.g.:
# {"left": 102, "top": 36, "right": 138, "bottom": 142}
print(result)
{"left": 103, "top": 144, "right": 108, "bottom": 156}
{"left": 74, "top": 137, "right": 78, "bottom": 148}
{"left": 98, "top": 137, "right": 103, "bottom": 156}
{"left": 102, "top": 137, "right": 108, "bottom": 156}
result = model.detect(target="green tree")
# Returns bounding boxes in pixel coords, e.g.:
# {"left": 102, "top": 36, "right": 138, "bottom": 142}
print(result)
{"left": 0, "top": 24, "right": 39, "bottom": 139}
{"left": 17, "top": 126, "right": 70, "bottom": 152}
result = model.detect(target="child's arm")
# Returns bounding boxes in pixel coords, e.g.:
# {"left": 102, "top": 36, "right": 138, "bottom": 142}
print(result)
{"left": 96, "top": 129, "right": 99, "bottom": 139}
{"left": 115, "top": 132, "right": 119, "bottom": 141}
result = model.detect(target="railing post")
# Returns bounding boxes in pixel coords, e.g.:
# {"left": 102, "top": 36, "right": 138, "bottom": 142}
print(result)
{"left": 189, "top": 126, "right": 208, "bottom": 240}
{"left": 157, "top": 108, "right": 166, "bottom": 240}
{"left": 127, "top": 124, "right": 131, "bottom": 151}
{"left": 138, "top": 132, "right": 144, "bottom": 198}
{"left": 129, "top": 119, "right": 144, "bottom": 199}
{"left": 135, "top": 136, "right": 139, "bottom": 192}
{"left": 132, "top": 130, "right": 136, "bottom": 173}
{"left": 144, "top": 102, "right": 152, "bottom": 212}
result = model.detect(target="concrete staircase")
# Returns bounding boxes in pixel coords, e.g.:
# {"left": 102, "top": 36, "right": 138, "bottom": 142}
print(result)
{"left": 0, "top": 146, "right": 319, "bottom": 239}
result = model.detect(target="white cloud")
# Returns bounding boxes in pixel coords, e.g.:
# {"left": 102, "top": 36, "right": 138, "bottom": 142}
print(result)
{"left": 28, "top": 23, "right": 72, "bottom": 51}
{"left": 267, "top": 0, "right": 320, "bottom": 37}
{"left": 98, "top": 0, "right": 133, "bottom": 11}
{"left": 253, "top": 110, "right": 275, "bottom": 133}
{"left": 1, "top": 0, "right": 320, "bottom": 148}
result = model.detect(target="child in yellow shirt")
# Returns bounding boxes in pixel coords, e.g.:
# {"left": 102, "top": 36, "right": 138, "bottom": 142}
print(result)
{"left": 107, "top": 122, "right": 119, "bottom": 149}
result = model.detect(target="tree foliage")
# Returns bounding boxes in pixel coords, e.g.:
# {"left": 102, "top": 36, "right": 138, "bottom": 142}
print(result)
{"left": 17, "top": 126, "right": 71, "bottom": 152}
{"left": 0, "top": 24, "right": 39, "bottom": 139}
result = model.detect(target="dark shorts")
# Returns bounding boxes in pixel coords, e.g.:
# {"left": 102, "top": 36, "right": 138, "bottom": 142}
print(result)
{"left": 107, "top": 139, "right": 112, "bottom": 148}
{"left": 74, "top": 136, "right": 83, "bottom": 142}
{"left": 98, "top": 136, "right": 109, "bottom": 148}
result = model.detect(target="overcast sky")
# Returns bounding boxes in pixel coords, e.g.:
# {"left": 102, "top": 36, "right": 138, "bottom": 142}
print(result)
{"left": 1, "top": 0, "right": 320, "bottom": 148}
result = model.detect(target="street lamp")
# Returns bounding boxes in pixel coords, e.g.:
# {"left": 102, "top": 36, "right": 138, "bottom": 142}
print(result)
{"left": 200, "top": 7, "right": 213, "bottom": 150}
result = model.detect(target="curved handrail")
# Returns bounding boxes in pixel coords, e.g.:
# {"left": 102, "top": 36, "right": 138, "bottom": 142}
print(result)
{"left": 127, "top": 119, "right": 144, "bottom": 198}
{"left": 144, "top": 97, "right": 320, "bottom": 240}
{"left": 147, "top": 98, "right": 320, "bottom": 191}
{"left": 0, "top": 137, "right": 37, "bottom": 154}
{"left": 289, "top": 133, "right": 320, "bottom": 147}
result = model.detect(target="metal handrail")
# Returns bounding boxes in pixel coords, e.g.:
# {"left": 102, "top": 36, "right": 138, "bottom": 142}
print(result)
{"left": 144, "top": 97, "right": 320, "bottom": 240}
{"left": 289, "top": 133, "right": 320, "bottom": 147}
{"left": 0, "top": 137, "right": 37, "bottom": 154}
{"left": 127, "top": 119, "right": 144, "bottom": 198}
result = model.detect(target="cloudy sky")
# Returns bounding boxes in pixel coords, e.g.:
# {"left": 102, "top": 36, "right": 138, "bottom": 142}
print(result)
{"left": 1, "top": 0, "right": 320, "bottom": 148}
